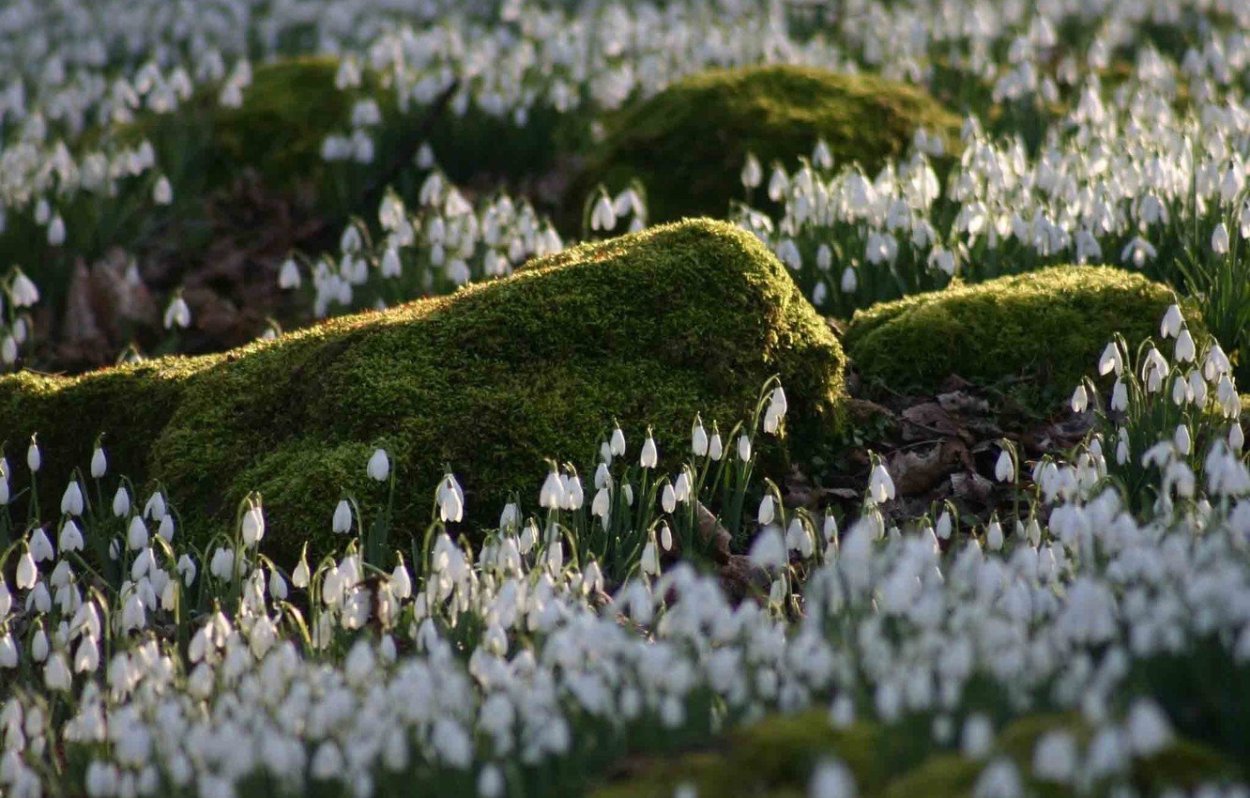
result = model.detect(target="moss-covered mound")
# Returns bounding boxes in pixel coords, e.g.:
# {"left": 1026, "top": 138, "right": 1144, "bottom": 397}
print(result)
{"left": 0, "top": 220, "right": 846, "bottom": 563}
{"left": 844, "top": 266, "right": 1186, "bottom": 410}
{"left": 572, "top": 65, "right": 960, "bottom": 225}
{"left": 590, "top": 710, "right": 1233, "bottom": 798}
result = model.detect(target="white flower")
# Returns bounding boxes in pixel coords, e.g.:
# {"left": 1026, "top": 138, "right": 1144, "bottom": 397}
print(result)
{"left": 1032, "top": 731, "right": 1077, "bottom": 783}
{"left": 994, "top": 449, "right": 1013, "bottom": 482}
{"left": 840, "top": 266, "right": 858, "bottom": 293}
{"left": 662, "top": 482, "right": 677, "bottom": 514}
{"left": 962, "top": 714, "right": 994, "bottom": 759}
{"left": 738, "top": 434, "right": 752, "bottom": 463}
{"left": 1111, "top": 379, "right": 1129, "bottom": 412}
{"left": 868, "top": 463, "right": 895, "bottom": 503}
{"left": 1070, "top": 384, "right": 1088, "bottom": 413}
{"left": 986, "top": 519, "right": 1004, "bottom": 551}
{"left": 291, "top": 553, "right": 310, "bottom": 589}
{"left": 439, "top": 474, "right": 465, "bottom": 522}
{"left": 758, "top": 494, "right": 776, "bottom": 526}
{"left": 748, "top": 526, "right": 787, "bottom": 570}
{"left": 10, "top": 270, "right": 40, "bottom": 307}
{"left": 44, "top": 652, "right": 71, "bottom": 691}
{"left": 278, "top": 258, "right": 301, "bottom": 290}
{"left": 59, "top": 519, "right": 84, "bottom": 553}
{"left": 1160, "top": 304, "right": 1184, "bottom": 338}
{"left": 332, "top": 499, "right": 353, "bottom": 534}
{"left": 158, "top": 514, "right": 174, "bottom": 542}
{"left": 640, "top": 432, "right": 658, "bottom": 469}
{"left": 1126, "top": 699, "right": 1172, "bottom": 756}
{"left": 1098, "top": 342, "right": 1122, "bottom": 376}
{"left": 708, "top": 432, "right": 724, "bottom": 461}
{"left": 1174, "top": 329, "right": 1195, "bottom": 363}
{"left": 90, "top": 447, "right": 107, "bottom": 478}
{"left": 659, "top": 523, "right": 673, "bottom": 551}
{"left": 177, "top": 555, "right": 197, "bottom": 587}
{"left": 610, "top": 425, "right": 626, "bottom": 457}
{"left": 691, "top": 416, "right": 708, "bottom": 456}
{"left": 61, "top": 480, "right": 84, "bottom": 516}
{"left": 26, "top": 439, "right": 41, "bottom": 472}
{"left": 590, "top": 193, "right": 617, "bottom": 232}
{"left": 809, "top": 758, "right": 855, "bottom": 798}
{"left": 741, "top": 153, "right": 763, "bottom": 189}
{"left": 112, "top": 486, "right": 131, "bottom": 517}
{"left": 640, "top": 539, "right": 660, "bottom": 576}
{"left": 540, "top": 468, "right": 565, "bottom": 509}
{"left": 15, "top": 550, "right": 37, "bottom": 589}
{"left": 367, "top": 448, "right": 390, "bottom": 482}
{"left": 143, "top": 491, "right": 166, "bottom": 520}
{"left": 163, "top": 295, "right": 191, "bottom": 329}
{"left": 241, "top": 502, "right": 265, "bottom": 546}
{"left": 1212, "top": 222, "right": 1230, "bottom": 255}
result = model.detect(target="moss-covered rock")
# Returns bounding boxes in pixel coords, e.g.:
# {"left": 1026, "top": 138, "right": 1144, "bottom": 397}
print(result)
{"left": 0, "top": 220, "right": 846, "bottom": 564}
{"left": 590, "top": 709, "right": 1233, "bottom": 798}
{"left": 572, "top": 65, "right": 961, "bottom": 226}
{"left": 590, "top": 713, "right": 892, "bottom": 798}
{"left": 844, "top": 266, "right": 1188, "bottom": 411}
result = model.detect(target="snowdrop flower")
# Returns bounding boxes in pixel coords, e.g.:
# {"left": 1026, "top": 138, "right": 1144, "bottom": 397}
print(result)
{"left": 661, "top": 482, "right": 677, "bottom": 514}
{"left": 1231, "top": 423, "right": 1245, "bottom": 451}
{"left": 610, "top": 424, "right": 626, "bottom": 457}
{"left": 640, "top": 539, "right": 660, "bottom": 576}
{"left": 809, "top": 758, "right": 854, "bottom": 798}
{"left": 278, "top": 258, "right": 301, "bottom": 290}
{"left": 10, "top": 270, "right": 39, "bottom": 307}
{"left": 332, "top": 499, "right": 352, "bottom": 534}
{"left": 708, "top": 431, "right": 724, "bottom": 461}
{"left": 691, "top": 415, "right": 708, "bottom": 456}
{"left": 1125, "top": 699, "right": 1172, "bottom": 755}
{"left": 439, "top": 474, "right": 465, "bottom": 522}
{"left": 27, "top": 438, "right": 41, "bottom": 472}
{"left": 291, "top": 551, "right": 310, "bottom": 589}
{"left": 758, "top": 494, "right": 776, "bottom": 526}
{"left": 31, "top": 628, "right": 48, "bottom": 662}
{"left": 994, "top": 448, "right": 1014, "bottom": 482}
{"left": 163, "top": 294, "right": 191, "bottom": 329}
{"left": 15, "top": 550, "right": 37, "bottom": 590}
{"left": 89, "top": 446, "right": 107, "bottom": 479}
{"left": 640, "top": 430, "right": 658, "bottom": 469}
{"left": 143, "top": 491, "right": 165, "bottom": 520}
{"left": 936, "top": 510, "right": 952, "bottom": 540}
{"left": 737, "top": 434, "right": 752, "bottom": 463}
{"left": 590, "top": 193, "right": 616, "bottom": 232}
{"left": 1098, "top": 342, "right": 1123, "bottom": 376}
{"left": 112, "top": 486, "right": 130, "bottom": 517}
{"left": 1173, "top": 329, "right": 1195, "bottom": 363}
{"left": 540, "top": 468, "right": 565, "bottom": 510}
{"left": 176, "top": 555, "right": 196, "bottom": 587}
{"left": 749, "top": 525, "right": 787, "bottom": 570}
{"left": 367, "top": 448, "right": 390, "bottom": 482}
{"left": 1211, "top": 222, "right": 1230, "bottom": 255}
{"left": 1160, "top": 304, "right": 1184, "bottom": 339}
{"left": 1111, "top": 379, "right": 1129, "bottom": 412}
{"left": 962, "top": 714, "right": 994, "bottom": 759}
{"left": 44, "top": 652, "right": 71, "bottom": 691}
{"left": 158, "top": 514, "right": 174, "bottom": 542}
{"left": 1070, "top": 384, "right": 1088, "bottom": 413}
{"left": 241, "top": 501, "right": 265, "bottom": 546}
{"left": 60, "top": 480, "right": 84, "bottom": 516}
{"left": 741, "top": 153, "right": 762, "bottom": 189}
{"left": 974, "top": 758, "right": 1022, "bottom": 798}
{"left": 840, "top": 266, "right": 857, "bottom": 293}
{"left": 29, "top": 527, "right": 54, "bottom": 562}
{"left": 1032, "top": 731, "right": 1077, "bottom": 782}
{"left": 986, "top": 519, "right": 1004, "bottom": 550}
{"left": 47, "top": 215, "right": 66, "bottom": 246}
{"left": 58, "top": 519, "right": 83, "bottom": 553}
{"left": 868, "top": 462, "right": 895, "bottom": 503}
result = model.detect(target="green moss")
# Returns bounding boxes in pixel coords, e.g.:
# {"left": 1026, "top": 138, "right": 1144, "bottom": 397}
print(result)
{"left": 589, "top": 713, "right": 889, "bottom": 798}
{"left": 0, "top": 220, "right": 846, "bottom": 565}
{"left": 573, "top": 65, "right": 961, "bottom": 225}
{"left": 844, "top": 265, "right": 1188, "bottom": 411}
